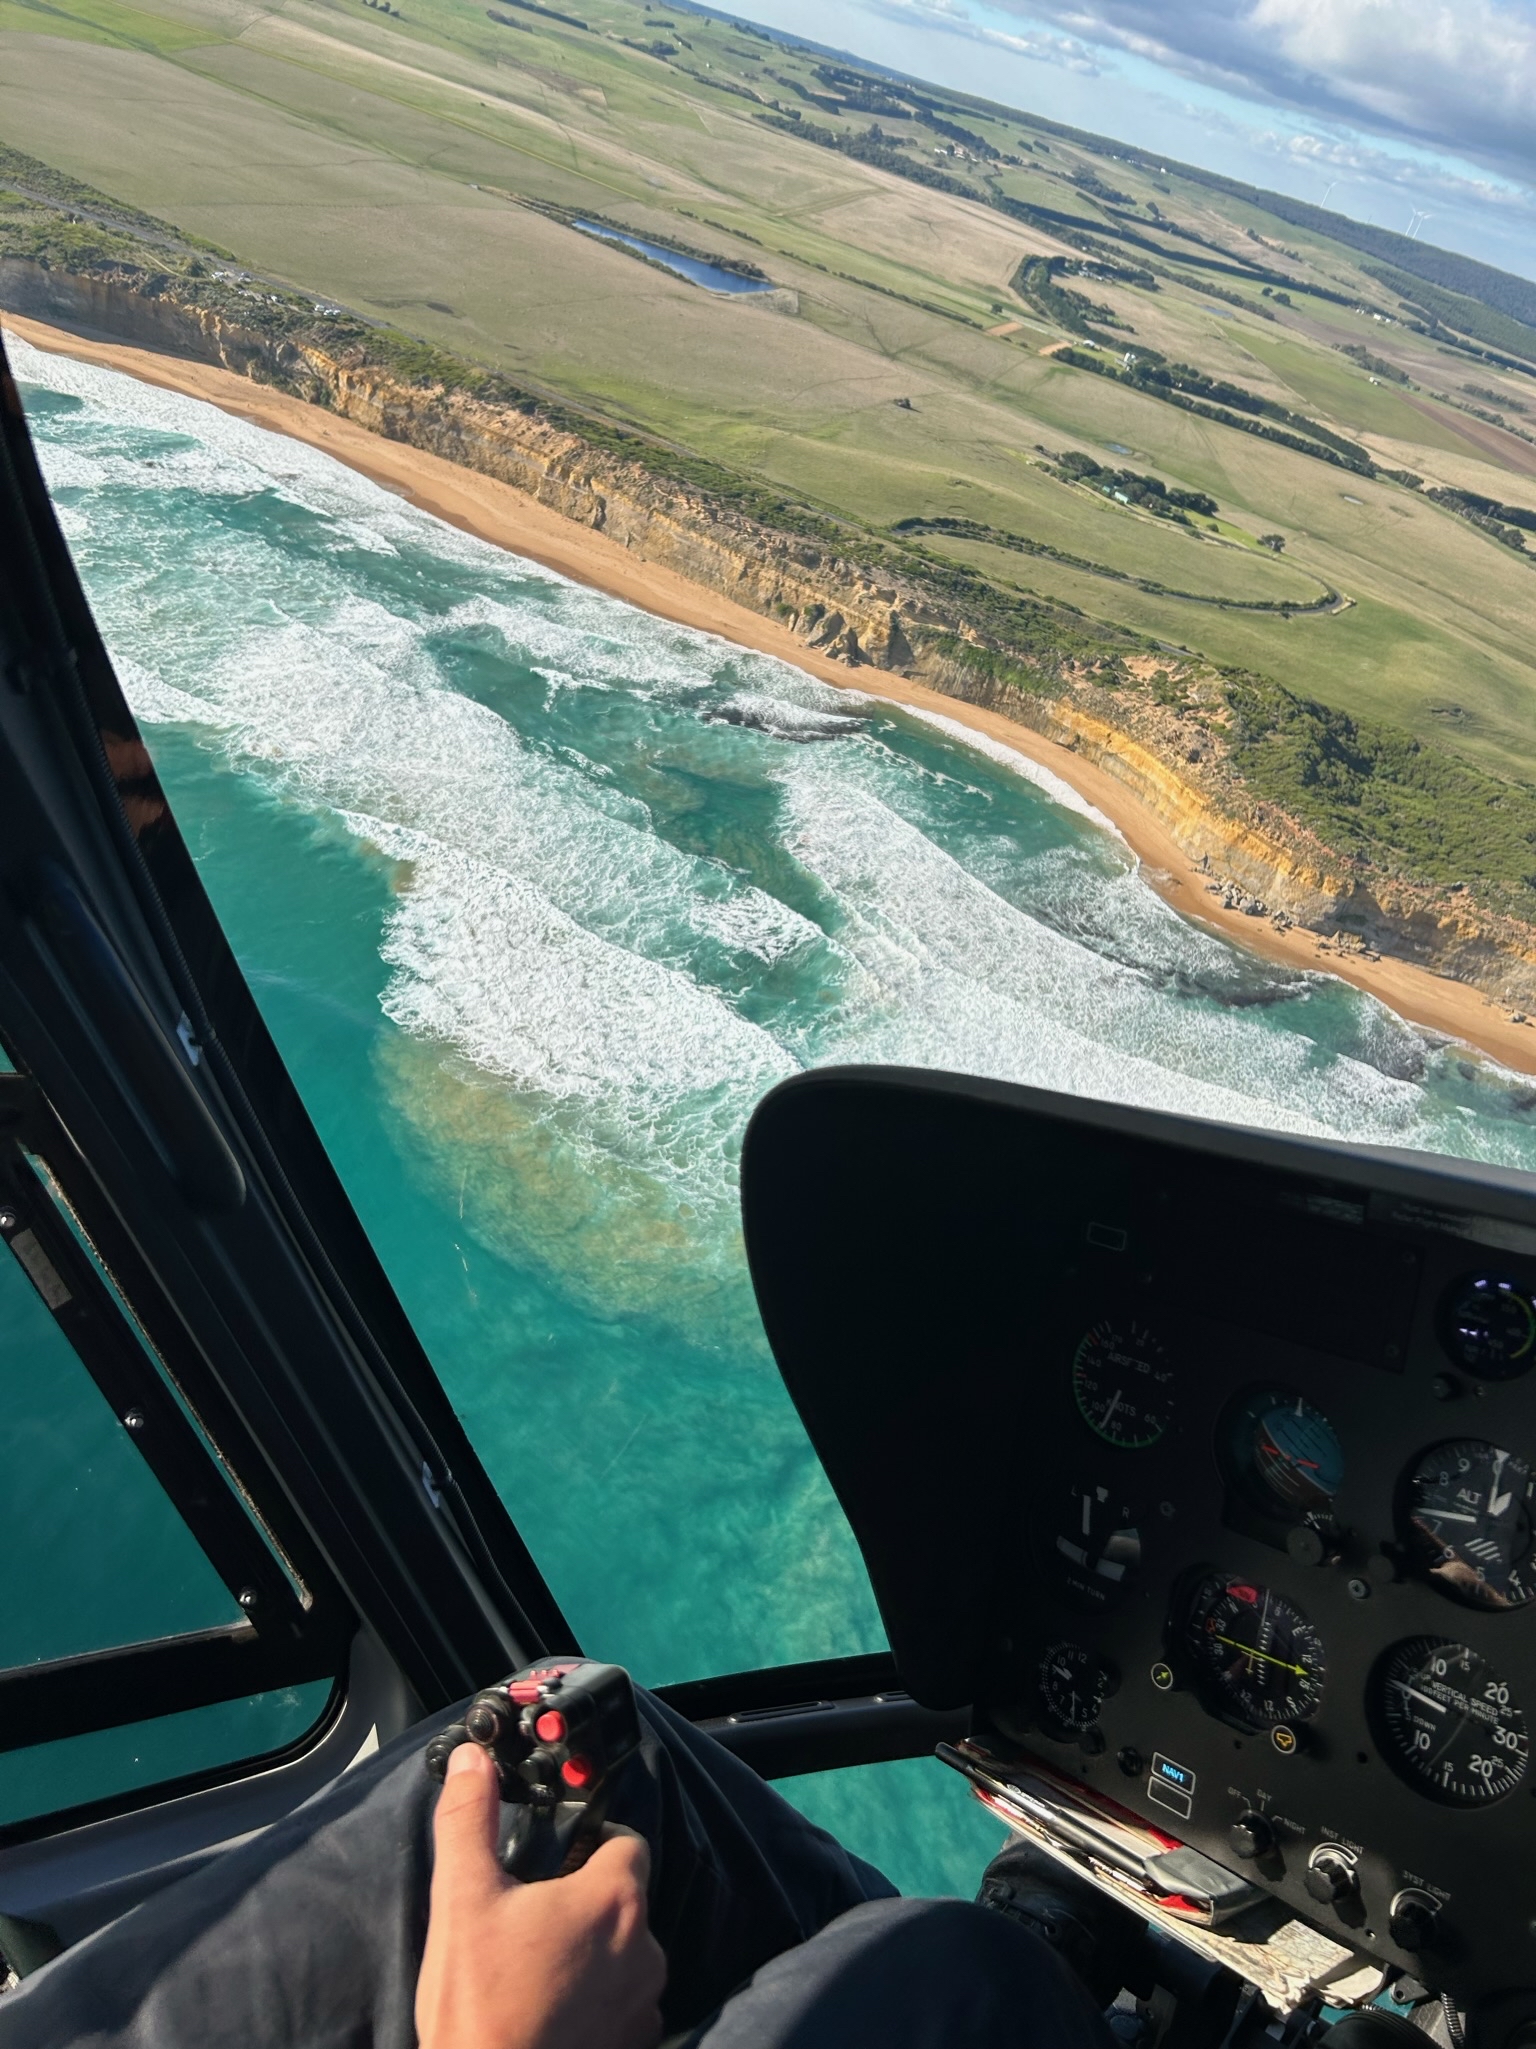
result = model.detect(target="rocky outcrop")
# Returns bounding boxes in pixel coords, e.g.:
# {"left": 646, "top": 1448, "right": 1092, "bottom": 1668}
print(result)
{"left": 9, "top": 254, "right": 1536, "bottom": 1012}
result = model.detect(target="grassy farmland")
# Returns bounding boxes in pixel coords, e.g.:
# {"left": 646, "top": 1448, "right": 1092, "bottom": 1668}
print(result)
{"left": 3, "top": 0, "right": 1536, "bottom": 817}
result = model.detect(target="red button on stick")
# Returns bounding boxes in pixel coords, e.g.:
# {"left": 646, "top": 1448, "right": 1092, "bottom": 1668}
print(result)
{"left": 535, "top": 1711, "right": 568, "bottom": 1744}
{"left": 560, "top": 1755, "right": 595, "bottom": 1790}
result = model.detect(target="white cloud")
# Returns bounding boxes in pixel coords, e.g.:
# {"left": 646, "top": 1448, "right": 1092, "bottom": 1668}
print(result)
{"left": 986, "top": 0, "right": 1536, "bottom": 180}
{"left": 1251, "top": 127, "right": 1536, "bottom": 217}
{"left": 865, "top": 0, "right": 1103, "bottom": 69}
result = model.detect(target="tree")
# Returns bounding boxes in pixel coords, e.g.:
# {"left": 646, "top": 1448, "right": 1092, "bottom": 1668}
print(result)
{"left": 1258, "top": 533, "right": 1286, "bottom": 553}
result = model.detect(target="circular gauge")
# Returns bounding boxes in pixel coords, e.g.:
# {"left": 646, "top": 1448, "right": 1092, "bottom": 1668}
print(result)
{"left": 1072, "top": 1318, "right": 1175, "bottom": 1448}
{"left": 1038, "top": 1641, "right": 1113, "bottom": 1733}
{"left": 1051, "top": 1479, "right": 1143, "bottom": 1603}
{"left": 1402, "top": 1440, "right": 1536, "bottom": 1611}
{"left": 1440, "top": 1275, "right": 1536, "bottom": 1380}
{"left": 1374, "top": 1638, "right": 1529, "bottom": 1807}
{"left": 1225, "top": 1387, "right": 1344, "bottom": 1522}
{"left": 1182, "top": 1574, "right": 1326, "bottom": 1729}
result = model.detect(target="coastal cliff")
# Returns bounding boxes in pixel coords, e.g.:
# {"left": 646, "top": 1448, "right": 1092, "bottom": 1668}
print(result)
{"left": 959, "top": 678, "right": 1536, "bottom": 1004}
{"left": 7, "top": 251, "right": 1536, "bottom": 1013}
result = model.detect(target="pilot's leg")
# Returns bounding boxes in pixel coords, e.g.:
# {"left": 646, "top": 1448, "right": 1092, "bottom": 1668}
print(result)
{"left": 0, "top": 1689, "right": 896, "bottom": 2048}
{"left": 681, "top": 1896, "right": 1115, "bottom": 2048}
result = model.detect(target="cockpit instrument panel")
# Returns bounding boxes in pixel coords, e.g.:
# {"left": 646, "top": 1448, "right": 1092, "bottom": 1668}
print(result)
{"left": 743, "top": 1068, "right": 1536, "bottom": 2024}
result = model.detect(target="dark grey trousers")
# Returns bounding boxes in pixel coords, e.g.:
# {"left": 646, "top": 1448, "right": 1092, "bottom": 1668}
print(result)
{"left": 0, "top": 1692, "right": 1112, "bottom": 2048}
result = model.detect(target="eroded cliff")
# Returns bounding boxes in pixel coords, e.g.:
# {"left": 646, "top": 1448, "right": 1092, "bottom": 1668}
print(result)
{"left": 8, "top": 252, "right": 1536, "bottom": 1012}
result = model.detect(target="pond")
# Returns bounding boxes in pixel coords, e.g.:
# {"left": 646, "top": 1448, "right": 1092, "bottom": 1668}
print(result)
{"left": 572, "top": 219, "right": 776, "bottom": 294}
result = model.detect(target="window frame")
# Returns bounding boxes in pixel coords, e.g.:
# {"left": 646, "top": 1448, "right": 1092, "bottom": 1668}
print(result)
{"left": 0, "top": 1076, "right": 354, "bottom": 1829}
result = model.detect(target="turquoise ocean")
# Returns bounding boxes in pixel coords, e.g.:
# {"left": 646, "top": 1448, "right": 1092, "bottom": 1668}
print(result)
{"left": 11, "top": 335, "right": 1536, "bottom": 1891}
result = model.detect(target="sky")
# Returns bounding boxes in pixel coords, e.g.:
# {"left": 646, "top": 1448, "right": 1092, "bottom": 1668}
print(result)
{"left": 722, "top": 0, "right": 1536, "bottom": 283}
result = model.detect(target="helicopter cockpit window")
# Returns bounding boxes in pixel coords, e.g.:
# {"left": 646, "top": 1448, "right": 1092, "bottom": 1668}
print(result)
{"left": 0, "top": 1687, "right": 336, "bottom": 1836}
{"left": 0, "top": 1082, "right": 345, "bottom": 1835}
{"left": 0, "top": 1202, "right": 244, "bottom": 1668}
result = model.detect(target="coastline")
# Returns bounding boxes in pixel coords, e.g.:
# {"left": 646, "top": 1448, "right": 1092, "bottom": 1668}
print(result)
{"left": 8, "top": 306, "right": 1536, "bottom": 1082}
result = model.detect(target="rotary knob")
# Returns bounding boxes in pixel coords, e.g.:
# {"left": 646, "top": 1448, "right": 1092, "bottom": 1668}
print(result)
{"left": 1388, "top": 1890, "right": 1440, "bottom": 1953}
{"left": 1228, "top": 1812, "right": 1275, "bottom": 1861}
{"left": 1304, "top": 1847, "right": 1358, "bottom": 1907}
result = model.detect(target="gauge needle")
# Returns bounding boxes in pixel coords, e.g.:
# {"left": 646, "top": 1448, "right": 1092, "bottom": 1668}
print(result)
{"left": 1393, "top": 1681, "right": 1447, "bottom": 1714}
{"left": 1213, "top": 1633, "right": 1308, "bottom": 1678}
{"left": 1100, "top": 1390, "right": 1123, "bottom": 1429}
{"left": 1489, "top": 1452, "right": 1512, "bottom": 1519}
{"left": 1430, "top": 1511, "right": 1479, "bottom": 1523}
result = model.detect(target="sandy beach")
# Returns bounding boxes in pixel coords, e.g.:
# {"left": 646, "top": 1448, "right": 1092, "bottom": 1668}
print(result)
{"left": 8, "top": 306, "right": 1536, "bottom": 1081}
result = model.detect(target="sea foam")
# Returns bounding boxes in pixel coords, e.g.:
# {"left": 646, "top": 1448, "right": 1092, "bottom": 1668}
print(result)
{"left": 15, "top": 332, "right": 1536, "bottom": 1196}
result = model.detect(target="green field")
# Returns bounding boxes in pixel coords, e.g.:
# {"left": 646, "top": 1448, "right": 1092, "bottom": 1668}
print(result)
{"left": 3, "top": 0, "right": 1536, "bottom": 800}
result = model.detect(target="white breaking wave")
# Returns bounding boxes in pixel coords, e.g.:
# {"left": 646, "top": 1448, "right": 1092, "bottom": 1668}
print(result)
{"left": 780, "top": 759, "right": 1385, "bottom": 1139}
{"left": 705, "top": 692, "right": 869, "bottom": 743}
{"left": 689, "top": 889, "right": 822, "bottom": 965}
{"left": 347, "top": 812, "right": 794, "bottom": 1184}
{"left": 11, "top": 337, "right": 541, "bottom": 569}
{"left": 893, "top": 703, "right": 1126, "bottom": 839}
{"left": 15, "top": 333, "right": 1536, "bottom": 1195}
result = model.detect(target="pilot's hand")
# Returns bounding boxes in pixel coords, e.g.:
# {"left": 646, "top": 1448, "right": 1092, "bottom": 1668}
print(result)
{"left": 416, "top": 1741, "right": 666, "bottom": 2049}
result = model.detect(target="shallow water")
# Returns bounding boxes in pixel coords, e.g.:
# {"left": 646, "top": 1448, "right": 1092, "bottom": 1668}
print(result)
{"left": 11, "top": 334, "right": 1536, "bottom": 1887}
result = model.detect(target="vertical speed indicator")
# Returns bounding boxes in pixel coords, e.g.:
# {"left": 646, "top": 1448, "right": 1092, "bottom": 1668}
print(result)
{"left": 1374, "top": 1639, "right": 1529, "bottom": 1806}
{"left": 1072, "top": 1318, "right": 1175, "bottom": 1449}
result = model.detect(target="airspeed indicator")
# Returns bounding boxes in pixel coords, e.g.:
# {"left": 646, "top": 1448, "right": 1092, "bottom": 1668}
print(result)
{"left": 1072, "top": 1318, "right": 1174, "bottom": 1449}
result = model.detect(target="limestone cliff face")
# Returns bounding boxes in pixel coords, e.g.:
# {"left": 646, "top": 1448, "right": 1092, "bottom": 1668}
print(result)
{"left": 934, "top": 659, "right": 1536, "bottom": 1008}
{"left": 313, "top": 367, "right": 920, "bottom": 668}
{"left": 0, "top": 260, "right": 937, "bottom": 670}
{"left": 8, "top": 256, "right": 1536, "bottom": 1011}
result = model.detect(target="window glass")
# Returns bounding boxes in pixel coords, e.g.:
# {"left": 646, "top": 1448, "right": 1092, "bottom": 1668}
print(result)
{"left": 778, "top": 1760, "right": 1009, "bottom": 1900}
{"left": 25, "top": 1152, "right": 309, "bottom": 1608}
{"left": 0, "top": 1231, "right": 243, "bottom": 1671}
{"left": 111, "top": 698, "right": 884, "bottom": 1686}
{"left": 20, "top": 344, "right": 1536, "bottom": 1714}
{"left": 0, "top": 1682, "right": 335, "bottom": 1831}
{"left": 14, "top": 353, "right": 888, "bottom": 1689}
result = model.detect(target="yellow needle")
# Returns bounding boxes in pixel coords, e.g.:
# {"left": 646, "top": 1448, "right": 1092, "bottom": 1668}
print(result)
{"left": 1213, "top": 1633, "right": 1308, "bottom": 1678}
